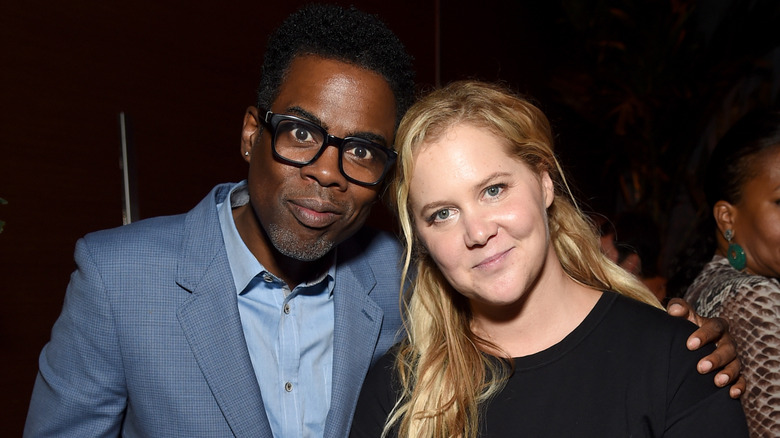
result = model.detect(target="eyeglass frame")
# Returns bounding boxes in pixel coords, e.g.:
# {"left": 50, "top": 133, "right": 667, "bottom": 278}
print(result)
{"left": 257, "top": 108, "right": 398, "bottom": 186}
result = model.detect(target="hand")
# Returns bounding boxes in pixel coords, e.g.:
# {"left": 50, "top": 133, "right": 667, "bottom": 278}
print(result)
{"left": 666, "top": 297, "right": 745, "bottom": 399}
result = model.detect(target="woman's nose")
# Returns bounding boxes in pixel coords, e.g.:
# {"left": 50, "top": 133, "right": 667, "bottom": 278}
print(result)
{"left": 463, "top": 211, "right": 497, "bottom": 247}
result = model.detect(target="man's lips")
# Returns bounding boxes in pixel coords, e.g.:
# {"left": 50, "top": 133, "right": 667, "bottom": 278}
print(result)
{"left": 288, "top": 199, "right": 342, "bottom": 229}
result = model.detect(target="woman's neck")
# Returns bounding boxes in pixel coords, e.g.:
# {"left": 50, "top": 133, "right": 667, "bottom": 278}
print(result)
{"left": 470, "top": 250, "right": 602, "bottom": 357}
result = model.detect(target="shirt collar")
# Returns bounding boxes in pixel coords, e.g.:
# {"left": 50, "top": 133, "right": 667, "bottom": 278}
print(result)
{"left": 217, "top": 181, "right": 336, "bottom": 296}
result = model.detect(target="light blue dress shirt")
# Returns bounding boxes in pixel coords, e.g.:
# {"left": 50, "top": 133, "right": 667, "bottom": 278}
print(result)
{"left": 217, "top": 181, "right": 335, "bottom": 438}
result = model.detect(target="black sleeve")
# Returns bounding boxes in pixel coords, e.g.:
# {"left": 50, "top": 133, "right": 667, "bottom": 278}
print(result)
{"left": 663, "top": 318, "right": 749, "bottom": 437}
{"left": 350, "top": 348, "right": 401, "bottom": 438}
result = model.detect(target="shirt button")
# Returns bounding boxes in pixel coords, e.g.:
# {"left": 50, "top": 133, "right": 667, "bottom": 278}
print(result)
{"left": 285, "top": 382, "right": 293, "bottom": 392}
{"left": 263, "top": 274, "right": 273, "bottom": 283}
{"left": 283, "top": 303, "right": 291, "bottom": 314}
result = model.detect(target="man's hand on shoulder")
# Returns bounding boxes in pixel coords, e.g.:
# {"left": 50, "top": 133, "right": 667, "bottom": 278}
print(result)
{"left": 666, "top": 297, "right": 745, "bottom": 399}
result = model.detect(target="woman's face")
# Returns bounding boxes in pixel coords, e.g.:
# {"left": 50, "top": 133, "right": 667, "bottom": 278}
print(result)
{"left": 731, "top": 146, "right": 780, "bottom": 278}
{"left": 408, "top": 123, "right": 554, "bottom": 310}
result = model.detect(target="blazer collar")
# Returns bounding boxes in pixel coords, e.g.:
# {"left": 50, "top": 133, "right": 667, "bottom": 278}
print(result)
{"left": 325, "top": 238, "right": 385, "bottom": 438}
{"left": 175, "top": 183, "right": 273, "bottom": 437}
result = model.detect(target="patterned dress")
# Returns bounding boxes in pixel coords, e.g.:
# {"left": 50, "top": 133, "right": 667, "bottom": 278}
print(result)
{"left": 685, "top": 255, "right": 780, "bottom": 438}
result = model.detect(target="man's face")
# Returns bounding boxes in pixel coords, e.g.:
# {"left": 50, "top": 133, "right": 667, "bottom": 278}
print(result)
{"left": 241, "top": 55, "right": 397, "bottom": 262}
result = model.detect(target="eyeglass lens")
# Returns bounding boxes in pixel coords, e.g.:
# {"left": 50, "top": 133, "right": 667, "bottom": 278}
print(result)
{"left": 274, "top": 119, "right": 390, "bottom": 184}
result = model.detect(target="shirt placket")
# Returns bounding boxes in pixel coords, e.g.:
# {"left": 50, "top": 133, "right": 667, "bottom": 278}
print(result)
{"left": 278, "top": 283, "right": 301, "bottom": 437}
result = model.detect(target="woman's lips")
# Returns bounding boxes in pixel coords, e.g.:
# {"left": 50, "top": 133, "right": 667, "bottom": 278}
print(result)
{"left": 473, "top": 248, "right": 512, "bottom": 270}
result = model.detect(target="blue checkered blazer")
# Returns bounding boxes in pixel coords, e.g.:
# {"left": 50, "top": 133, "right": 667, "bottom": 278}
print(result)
{"left": 24, "top": 183, "right": 404, "bottom": 437}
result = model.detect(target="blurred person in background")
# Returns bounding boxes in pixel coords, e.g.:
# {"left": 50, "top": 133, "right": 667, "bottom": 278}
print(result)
{"left": 598, "top": 211, "right": 667, "bottom": 303}
{"left": 670, "top": 109, "right": 780, "bottom": 437}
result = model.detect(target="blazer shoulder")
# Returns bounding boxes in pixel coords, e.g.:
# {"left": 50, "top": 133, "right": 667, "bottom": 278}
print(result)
{"left": 81, "top": 212, "right": 188, "bottom": 260}
{"left": 340, "top": 226, "right": 402, "bottom": 265}
{"left": 79, "top": 183, "right": 233, "bottom": 263}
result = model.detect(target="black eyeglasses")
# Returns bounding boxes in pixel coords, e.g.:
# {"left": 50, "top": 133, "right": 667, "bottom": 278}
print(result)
{"left": 258, "top": 109, "right": 397, "bottom": 186}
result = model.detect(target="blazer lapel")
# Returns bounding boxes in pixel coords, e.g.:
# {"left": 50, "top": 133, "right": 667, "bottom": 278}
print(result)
{"left": 325, "top": 256, "right": 384, "bottom": 438}
{"left": 175, "top": 185, "right": 273, "bottom": 437}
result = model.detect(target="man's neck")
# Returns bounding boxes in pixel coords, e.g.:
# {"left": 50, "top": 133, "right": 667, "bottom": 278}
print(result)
{"left": 269, "top": 250, "right": 333, "bottom": 290}
{"left": 232, "top": 204, "right": 332, "bottom": 289}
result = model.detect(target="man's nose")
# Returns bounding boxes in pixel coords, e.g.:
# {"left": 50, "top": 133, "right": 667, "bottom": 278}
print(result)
{"left": 300, "top": 145, "right": 348, "bottom": 190}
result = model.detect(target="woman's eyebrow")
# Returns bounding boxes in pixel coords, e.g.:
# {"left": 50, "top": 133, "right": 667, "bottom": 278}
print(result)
{"left": 417, "top": 171, "right": 513, "bottom": 214}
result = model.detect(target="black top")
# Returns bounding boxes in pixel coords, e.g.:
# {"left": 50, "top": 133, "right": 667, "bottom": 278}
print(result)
{"left": 351, "top": 292, "right": 748, "bottom": 437}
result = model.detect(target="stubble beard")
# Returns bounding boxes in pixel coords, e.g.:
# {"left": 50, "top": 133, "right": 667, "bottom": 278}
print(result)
{"left": 266, "top": 223, "right": 335, "bottom": 262}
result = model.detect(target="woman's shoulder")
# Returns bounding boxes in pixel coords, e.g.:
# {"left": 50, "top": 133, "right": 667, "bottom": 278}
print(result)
{"left": 364, "top": 343, "right": 403, "bottom": 392}
{"left": 602, "top": 292, "right": 699, "bottom": 340}
{"left": 694, "top": 255, "right": 777, "bottom": 289}
{"left": 352, "top": 344, "right": 404, "bottom": 438}
{"left": 686, "top": 255, "right": 780, "bottom": 316}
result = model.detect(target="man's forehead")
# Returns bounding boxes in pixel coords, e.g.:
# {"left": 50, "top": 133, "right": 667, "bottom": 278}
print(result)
{"left": 271, "top": 55, "right": 397, "bottom": 139}
{"left": 278, "top": 55, "right": 394, "bottom": 102}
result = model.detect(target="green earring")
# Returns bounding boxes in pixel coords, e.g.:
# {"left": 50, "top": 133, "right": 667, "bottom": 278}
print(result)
{"left": 724, "top": 229, "right": 746, "bottom": 271}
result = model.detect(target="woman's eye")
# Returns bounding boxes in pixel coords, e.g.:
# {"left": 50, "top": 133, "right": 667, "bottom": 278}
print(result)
{"left": 485, "top": 184, "right": 503, "bottom": 197}
{"left": 430, "top": 209, "right": 451, "bottom": 223}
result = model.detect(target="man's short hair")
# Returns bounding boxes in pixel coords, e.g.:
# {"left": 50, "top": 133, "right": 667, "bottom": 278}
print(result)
{"left": 256, "top": 4, "right": 416, "bottom": 126}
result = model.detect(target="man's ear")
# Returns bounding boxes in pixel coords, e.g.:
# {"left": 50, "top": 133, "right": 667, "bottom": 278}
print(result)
{"left": 241, "top": 106, "right": 261, "bottom": 163}
{"left": 713, "top": 200, "right": 737, "bottom": 235}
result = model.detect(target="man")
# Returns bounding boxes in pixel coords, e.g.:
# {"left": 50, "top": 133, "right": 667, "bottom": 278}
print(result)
{"left": 25, "top": 5, "right": 412, "bottom": 437}
{"left": 25, "top": 4, "right": 741, "bottom": 438}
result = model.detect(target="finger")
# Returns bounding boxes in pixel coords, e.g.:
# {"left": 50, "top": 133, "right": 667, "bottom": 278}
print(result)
{"left": 728, "top": 376, "right": 746, "bottom": 399}
{"left": 688, "top": 317, "right": 729, "bottom": 351}
{"left": 712, "top": 356, "right": 741, "bottom": 385}
{"left": 696, "top": 337, "right": 737, "bottom": 376}
{"left": 666, "top": 298, "right": 697, "bottom": 324}
{"left": 665, "top": 298, "right": 689, "bottom": 316}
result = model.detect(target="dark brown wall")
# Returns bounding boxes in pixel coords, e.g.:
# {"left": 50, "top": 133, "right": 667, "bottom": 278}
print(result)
{"left": 0, "top": 1, "right": 436, "bottom": 433}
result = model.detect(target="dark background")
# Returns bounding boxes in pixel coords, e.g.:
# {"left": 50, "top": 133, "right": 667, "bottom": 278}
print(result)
{"left": 2, "top": 0, "right": 778, "bottom": 433}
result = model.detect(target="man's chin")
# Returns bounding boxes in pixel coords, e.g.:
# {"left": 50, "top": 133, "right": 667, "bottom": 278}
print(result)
{"left": 267, "top": 225, "right": 335, "bottom": 262}
{"left": 279, "top": 244, "right": 333, "bottom": 262}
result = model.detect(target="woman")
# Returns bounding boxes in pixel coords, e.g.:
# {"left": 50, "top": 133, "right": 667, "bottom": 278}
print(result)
{"left": 678, "top": 109, "right": 780, "bottom": 437}
{"left": 351, "top": 81, "right": 747, "bottom": 437}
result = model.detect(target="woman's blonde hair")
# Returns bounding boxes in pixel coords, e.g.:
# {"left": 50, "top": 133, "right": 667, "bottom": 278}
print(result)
{"left": 387, "top": 81, "right": 660, "bottom": 438}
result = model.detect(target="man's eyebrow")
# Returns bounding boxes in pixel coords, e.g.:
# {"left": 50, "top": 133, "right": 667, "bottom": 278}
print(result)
{"left": 286, "top": 106, "right": 323, "bottom": 126}
{"left": 285, "top": 106, "right": 389, "bottom": 147}
{"left": 352, "top": 131, "right": 389, "bottom": 147}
